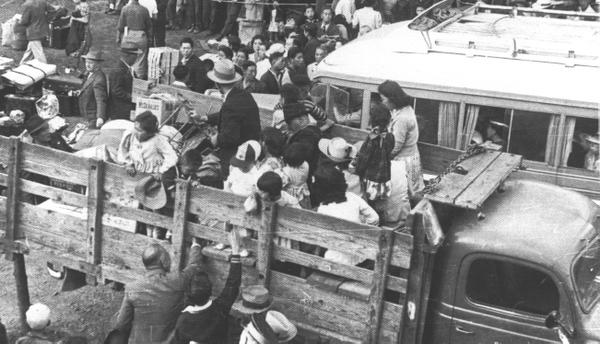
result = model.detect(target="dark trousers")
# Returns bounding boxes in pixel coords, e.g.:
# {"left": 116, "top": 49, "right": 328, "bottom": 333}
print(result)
{"left": 201, "top": 0, "right": 211, "bottom": 30}
{"left": 209, "top": 1, "right": 226, "bottom": 33}
{"left": 153, "top": 18, "right": 166, "bottom": 46}
{"left": 219, "top": 2, "right": 241, "bottom": 37}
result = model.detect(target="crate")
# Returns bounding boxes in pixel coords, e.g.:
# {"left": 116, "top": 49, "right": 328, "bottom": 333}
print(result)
{"left": 148, "top": 47, "right": 180, "bottom": 85}
{"left": 134, "top": 97, "right": 176, "bottom": 124}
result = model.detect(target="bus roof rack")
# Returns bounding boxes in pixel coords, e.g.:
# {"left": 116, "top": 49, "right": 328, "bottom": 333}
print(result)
{"left": 409, "top": 0, "right": 600, "bottom": 67}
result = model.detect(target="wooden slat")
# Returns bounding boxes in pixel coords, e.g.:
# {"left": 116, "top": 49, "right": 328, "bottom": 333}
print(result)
{"left": 454, "top": 153, "right": 522, "bottom": 208}
{"left": 102, "top": 163, "right": 150, "bottom": 205}
{"left": 418, "top": 142, "right": 461, "bottom": 174}
{"left": 188, "top": 186, "right": 261, "bottom": 229}
{"left": 20, "top": 141, "right": 88, "bottom": 185}
{"left": 18, "top": 178, "right": 87, "bottom": 206}
{"left": 277, "top": 206, "right": 413, "bottom": 269}
{"left": 171, "top": 180, "right": 190, "bottom": 271}
{"left": 103, "top": 201, "right": 173, "bottom": 230}
{"left": 85, "top": 159, "right": 104, "bottom": 285}
{"left": 101, "top": 225, "right": 159, "bottom": 273}
{"left": 365, "top": 228, "right": 395, "bottom": 343}
{"left": 4, "top": 138, "right": 21, "bottom": 261}
{"left": 257, "top": 201, "right": 277, "bottom": 285}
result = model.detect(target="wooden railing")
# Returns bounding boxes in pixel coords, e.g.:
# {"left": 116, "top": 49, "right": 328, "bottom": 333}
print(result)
{"left": 0, "top": 135, "right": 433, "bottom": 344}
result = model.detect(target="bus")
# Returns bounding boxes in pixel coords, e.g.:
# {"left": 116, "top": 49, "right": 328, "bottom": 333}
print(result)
{"left": 313, "top": 0, "right": 600, "bottom": 199}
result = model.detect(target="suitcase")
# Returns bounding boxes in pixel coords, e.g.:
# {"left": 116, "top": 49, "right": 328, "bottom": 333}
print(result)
{"left": 56, "top": 94, "right": 80, "bottom": 117}
{"left": 5, "top": 94, "right": 38, "bottom": 120}
{"left": 43, "top": 74, "right": 83, "bottom": 94}
{"left": 49, "top": 24, "right": 70, "bottom": 50}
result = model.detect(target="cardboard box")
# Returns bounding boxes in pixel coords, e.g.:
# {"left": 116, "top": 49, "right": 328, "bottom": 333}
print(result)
{"left": 134, "top": 97, "right": 176, "bottom": 124}
{"left": 148, "top": 47, "right": 180, "bottom": 85}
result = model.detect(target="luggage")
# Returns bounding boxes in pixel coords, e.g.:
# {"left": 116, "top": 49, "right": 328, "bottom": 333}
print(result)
{"left": 43, "top": 74, "right": 83, "bottom": 94}
{"left": 49, "top": 24, "right": 70, "bottom": 50}
{"left": 5, "top": 94, "right": 38, "bottom": 120}
{"left": 2, "top": 60, "right": 57, "bottom": 89}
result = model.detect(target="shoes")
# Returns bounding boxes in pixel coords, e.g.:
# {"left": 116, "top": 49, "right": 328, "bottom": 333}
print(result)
{"left": 187, "top": 25, "right": 195, "bottom": 33}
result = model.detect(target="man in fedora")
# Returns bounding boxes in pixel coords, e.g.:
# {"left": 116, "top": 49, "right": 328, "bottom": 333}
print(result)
{"left": 78, "top": 50, "right": 108, "bottom": 129}
{"left": 207, "top": 59, "right": 261, "bottom": 177}
{"left": 107, "top": 44, "right": 140, "bottom": 120}
{"left": 111, "top": 240, "right": 204, "bottom": 343}
{"left": 22, "top": 114, "right": 74, "bottom": 152}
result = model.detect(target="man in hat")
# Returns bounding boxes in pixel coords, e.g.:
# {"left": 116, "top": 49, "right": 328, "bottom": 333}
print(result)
{"left": 207, "top": 59, "right": 261, "bottom": 176}
{"left": 117, "top": 0, "right": 152, "bottom": 79}
{"left": 171, "top": 228, "right": 242, "bottom": 344}
{"left": 112, "top": 240, "right": 204, "bottom": 343}
{"left": 78, "top": 50, "right": 108, "bottom": 129}
{"left": 107, "top": 44, "right": 140, "bottom": 120}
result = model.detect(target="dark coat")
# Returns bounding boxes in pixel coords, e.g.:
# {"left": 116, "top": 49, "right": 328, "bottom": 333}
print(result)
{"left": 78, "top": 69, "right": 108, "bottom": 124}
{"left": 287, "top": 124, "right": 321, "bottom": 176}
{"left": 112, "top": 246, "right": 203, "bottom": 344}
{"left": 209, "top": 87, "right": 261, "bottom": 172}
{"left": 303, "top": 37, "right": 321, "bottom": 66}
{"left": 317, "top": 23, "right": 341, "bottom": 39}
{"left": 179, "top": 54, "right": 213, "bottom": 94}
{"left": 259, "top": 70, "right": 280, "bottom": 95}
{"left": 0, "top": 321, "right": 6, "bottom": 344}
{"left": 20, "top": 0, "right": 52, "bottom": 41}
{"left": 107, "top": 60, "right": 134, "bottom": 120}
{"left": 242, "top": 78, "right": 266, "bottom": 93}
{"left": 170, "top": 255, "right": 241, "bottom": 344}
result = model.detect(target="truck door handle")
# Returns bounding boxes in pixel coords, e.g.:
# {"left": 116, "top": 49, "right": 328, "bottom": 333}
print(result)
{"left": 455, "top": 326, "right": 475, "bottom": 335}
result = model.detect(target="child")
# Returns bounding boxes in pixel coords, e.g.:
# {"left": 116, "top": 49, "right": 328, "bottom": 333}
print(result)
{"left": 179, "top": 149, "right": 223, "bottom": 189}
{"left": 297, "top": 5, "right": 318, "bottom": 27}
{"left": 352, "top": 104, "right": 394, "bottom": 203}
{"left": 224, "top": 140, "right": 262, "bottom": 197}
{"left": 66, "top": 0, "right": 92, "bottom": 58}
{"left": 171, "top": 65, "right": 189, "bottom": 89}
{"left": 282, "top": 142, "right": 311, "bottom": 209}
{"left": 16, "top": 303, "right": 63, "bottom": 343}
{"left": 256, "top": 127, "right": 286, "bottom": 176}
{"left": 267, "top": 1, "right": 285, "bottom": 42}
{"left": 257, "top": 171, "right": 300, "bottom": 209}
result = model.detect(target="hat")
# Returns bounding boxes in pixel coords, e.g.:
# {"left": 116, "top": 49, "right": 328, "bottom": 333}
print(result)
{"left": 283, "top": 103, "right": 306, "bottom": 123}
{"left": 230, "top": 140, "right": 261, "bottom": 171}
{"left": 81, "top": 50, "right": 105, "bottom": 61}
{"left": 120, "top": 42, "right": 142, "bottom": 55}
{"left": 23, "top": 114, "right": 48, "bottom": 135}
{"left": 267, "top": 311, "right": 298, "bottom": 342}
{"left": 319, "top": 137, "right": 357, "bottom": 163}
{"left": 238, "top": 285, "right": 273, "bottom": 314}
{"left": 266, "top": 43, "right": 285, "bottom": 57}
{"left": 26, "top": 303, "right": 51, "bottom": 330}
{"left": 207, "top": 59, "right": 242, "bottom": 84}
{"left": 584, "top": 133, "right": 600, "bottom": 145}
{"left": 134, "top": 176, "right": 167, "bottom": 210}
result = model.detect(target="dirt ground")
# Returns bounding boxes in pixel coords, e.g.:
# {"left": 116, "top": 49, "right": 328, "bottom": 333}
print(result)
{"left": 0, "top": 0, "right": 213, "bottom": 341}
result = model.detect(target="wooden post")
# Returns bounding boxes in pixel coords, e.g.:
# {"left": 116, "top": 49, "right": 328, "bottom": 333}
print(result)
{"left": 257, "top": 200, "right": 277, "bottom": 287}
{"left": 86, "top": 159, "right": 104, "bottom": 285}
{"left": 5, "top": 137, "right": 30, "bottom": 331}
{"left": 365, "top": 228, "right": 395, "bottom": 344}
{"left": 172, "top": 180, "right": 191, "bottom": 271}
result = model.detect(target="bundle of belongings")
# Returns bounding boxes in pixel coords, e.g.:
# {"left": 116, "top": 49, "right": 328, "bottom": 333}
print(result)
{"left": 2, "top": 60, "right": 57, "bottom": 89}
{"left": 1, "top": 14, "right": 21, "bottom": 47}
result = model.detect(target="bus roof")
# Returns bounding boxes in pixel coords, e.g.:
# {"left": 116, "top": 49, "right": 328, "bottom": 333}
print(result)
{"left": 315, "top": 7, "right": 600, "bottom": 111}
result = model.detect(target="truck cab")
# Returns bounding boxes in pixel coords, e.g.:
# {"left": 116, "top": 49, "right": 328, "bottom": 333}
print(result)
{"left": 426, "top": 179, "right": 600, "bottom": 343}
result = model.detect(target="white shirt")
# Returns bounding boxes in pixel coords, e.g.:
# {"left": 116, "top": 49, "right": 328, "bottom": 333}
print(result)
{"left": 352, "top": 6, "right": 382, "bottom": 30}
{"left": 138, "top": 0, "right": 158, "bottom": 17}
{"left": 256, "top": 59, "right": 271, "bottom": 80}
{"left": 334, "top": 0, "right": 355, "bottom": 24}
{"left": 307, "top": 62, "right": 318, "bottom": 81}
{"left": 317, "top": 192, "right": 379, "bottom": 226}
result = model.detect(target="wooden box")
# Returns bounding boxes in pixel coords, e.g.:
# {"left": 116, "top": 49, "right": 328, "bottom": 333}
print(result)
{"left": 148, "top": 47, "right": 180, "bottom": 85}
{"left": 134, "top": 97, "right": 176, "bottom": 124}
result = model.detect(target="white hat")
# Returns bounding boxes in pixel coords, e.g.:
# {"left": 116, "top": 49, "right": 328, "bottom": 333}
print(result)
{"left": 266, "top": 43, "right": 285, "bottom": 57}
{"left": 230, "top": 140, "right": 262, "bottom": 171}
{"left": 267, "top": 311, "right": 297, "bottom": 343}
{"left": 26, "top": 303, "right": 51, "bottom": 330}
{"left": 207, "top": 59, "right": 242, "bottom": 85}
{"left": 318, "top": 137, "right": 357, "bottom": 163}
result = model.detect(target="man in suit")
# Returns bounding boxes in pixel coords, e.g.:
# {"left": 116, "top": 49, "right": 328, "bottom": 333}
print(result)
{"left": 111, "top": 240, "right": 204, "bottom": 343}
{"left": 78, "top": 50, "right": 108, "bottom": 129}
{"left": 241, "top": 61, "right": 266, "bottom": 93}
{"left": 317, "top": 8, "right": 341, "bottom": 41}
{"left": 178, "top": 37, "right": 212, "bottom": 93}
{"left": 19, "top": 0, "right": 55, "bottom": 64}
{"left": 107, "top": 45, "right": 139, "bottom": 120}
{"left": 207, "top": 59, "right": 261, "bottom": 176}
{"left": 259, "top": 52, "right": 285, "bottom": 95}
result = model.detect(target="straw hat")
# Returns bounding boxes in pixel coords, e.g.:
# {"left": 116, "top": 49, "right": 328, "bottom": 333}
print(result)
{"left": 319, "top": 137, "right": 357, "bottom": 163}
{"left": 584, "top": 132, "right": 600, "bottom": 146}
{"left": 237, "top": 285, "right": 273, "bottom": 314}
{"left": 134, "top": 176, "right": 167, "bottom": 210}
{"left": 267, "top": 311, "right": 298, "bottom": 343}
{"left": 207, "top": 59, "right": 242, "bottom": 84}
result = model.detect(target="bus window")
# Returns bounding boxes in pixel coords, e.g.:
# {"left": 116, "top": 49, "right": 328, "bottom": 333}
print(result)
{"left": 474, "top": 106, "right": 509, "bottom": 151}
{"left": 565, "top": 117, "right": 599, "bottom": 171}
{"left": 331, "top": 86, "right": 364, "bottom": 128}
{"left": 414, "top": 99, "right": 440, "bottom": 145}
{"left": 509, "top": 111, "right": 552, "bottom": 163}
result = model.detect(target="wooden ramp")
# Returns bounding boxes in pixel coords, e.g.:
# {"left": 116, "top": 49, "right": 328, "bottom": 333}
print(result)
{"left": 0, "top": 136, "right": 432, "bottom": 344}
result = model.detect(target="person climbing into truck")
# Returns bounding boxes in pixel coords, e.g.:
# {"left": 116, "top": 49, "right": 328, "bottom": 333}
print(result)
{"left": 170, "top": 228, "right": 242, "bottom": 344}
